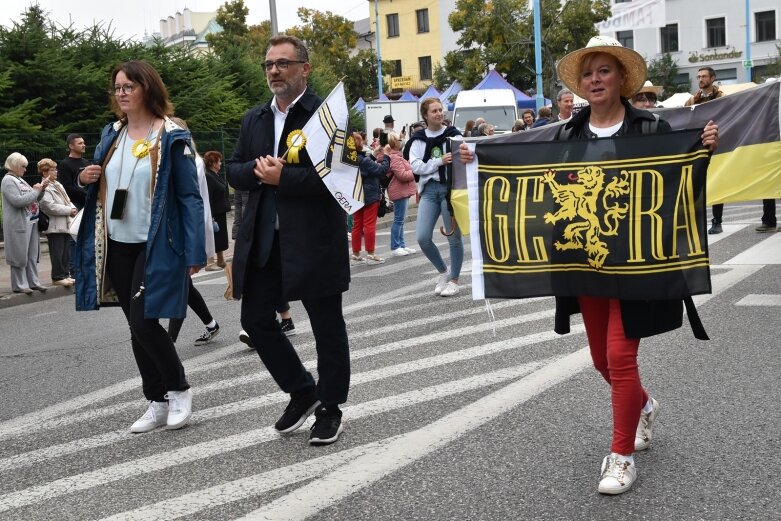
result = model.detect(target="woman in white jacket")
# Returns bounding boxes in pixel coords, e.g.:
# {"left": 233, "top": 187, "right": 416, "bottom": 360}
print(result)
{"left": 38, "top": 158, "right": 78, "bottom": 286}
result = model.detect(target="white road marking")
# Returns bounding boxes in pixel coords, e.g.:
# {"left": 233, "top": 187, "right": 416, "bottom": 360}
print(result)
{"left": 705, "top": 224, "right": 748, "bottom": 245}
{"left": 239, "top": 349, "right": 592, "bottom": 521}
{"left": 724, "top": 232, "right": 781, "bottom": 264}
{"left": 735, "top": 294, "right": 781, "bottom": 306}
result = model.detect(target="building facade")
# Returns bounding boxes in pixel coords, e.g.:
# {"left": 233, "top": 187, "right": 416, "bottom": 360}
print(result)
{"left": 143, "top": 8, "right": 221, "bottom": 54}
{"left": 605, "top": 0, "right": 779, "bottom": 90}
{"left": 367, "top": 0, "right": 461, "bottom": 92}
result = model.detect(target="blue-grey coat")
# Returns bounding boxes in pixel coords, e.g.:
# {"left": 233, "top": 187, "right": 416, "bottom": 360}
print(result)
{"left": 73, "top": 118, "right": 206, "bottom": 318}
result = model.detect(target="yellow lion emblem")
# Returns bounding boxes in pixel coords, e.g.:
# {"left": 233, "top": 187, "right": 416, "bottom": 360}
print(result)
{"left": 541, "top": 166, "right": 630, "bottom": 269}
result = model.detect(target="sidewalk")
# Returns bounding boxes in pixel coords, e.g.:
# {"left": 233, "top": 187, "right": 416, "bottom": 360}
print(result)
{"left": 0, "top": 202, "right": 417, "bottom": 309}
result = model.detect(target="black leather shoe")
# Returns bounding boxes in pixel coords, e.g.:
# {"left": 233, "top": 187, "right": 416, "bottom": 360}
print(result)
{"left": 274, "top": 389, "right": 319, "bottom": 434}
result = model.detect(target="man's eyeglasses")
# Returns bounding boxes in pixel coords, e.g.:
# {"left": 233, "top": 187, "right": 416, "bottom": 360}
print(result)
{"left": 263, "top": 59, "right": 306, "bottom": 72}
{"left": 112, "top": 84, "right": 136, "bottom": 96}
{"left": 633, "top": 94, "right": 657, "bottom": 103}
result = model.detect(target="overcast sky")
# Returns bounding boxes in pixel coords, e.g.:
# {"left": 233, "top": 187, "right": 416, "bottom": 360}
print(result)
{"left": 3, "top": 1, "right": 370, "bottom": 41}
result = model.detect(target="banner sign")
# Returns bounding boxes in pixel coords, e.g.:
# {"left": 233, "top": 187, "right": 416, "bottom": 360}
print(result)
{"left": 467, "top": 129, "right": 712, "bottom": 300}
{"left": 597, "top": 0, "right": 666, "bottom": 33}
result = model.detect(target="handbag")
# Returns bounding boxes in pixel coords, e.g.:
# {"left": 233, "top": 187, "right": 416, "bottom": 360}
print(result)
{"left": 377, "top": 189, "right": 394, "bottom": 218}
{"left": 68, "top": 209, "right": 83, "bottom": 241}
{"left": 37, "top": 212, "right": 50, "bottom": 233}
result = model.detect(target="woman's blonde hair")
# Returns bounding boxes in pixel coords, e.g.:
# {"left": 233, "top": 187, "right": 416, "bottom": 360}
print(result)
{"left": 4, "top": 152, "right": 28, "bottom": 172}
{"left": 387, "top": 131, "right": 402, "bottom": 150}
{"left": 37, "top": 158, "right": 57, "bottom": 174}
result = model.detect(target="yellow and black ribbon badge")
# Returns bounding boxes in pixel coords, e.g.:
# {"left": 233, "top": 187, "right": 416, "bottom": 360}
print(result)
{"left": 286, "top": 129, "right": 307, "bottom": 164}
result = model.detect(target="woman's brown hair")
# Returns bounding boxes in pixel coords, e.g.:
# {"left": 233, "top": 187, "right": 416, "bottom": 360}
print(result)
{"left": 110, "top": 60, "right": 174, "bottom": 120}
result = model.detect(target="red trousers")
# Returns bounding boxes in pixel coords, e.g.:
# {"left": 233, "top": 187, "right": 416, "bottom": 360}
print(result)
{"left": 352, "top": 201, "right": 380, "bottom": 254}
{"left": 578, "top": 296, "right": 649, "bottom": 455}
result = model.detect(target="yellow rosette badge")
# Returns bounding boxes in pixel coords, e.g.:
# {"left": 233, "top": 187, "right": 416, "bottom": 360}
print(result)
{"left": 286, "top": 129, "right": 307, "bottom": 164}
{"left": 131, "top": 138, "right": 152, "bottom": 159}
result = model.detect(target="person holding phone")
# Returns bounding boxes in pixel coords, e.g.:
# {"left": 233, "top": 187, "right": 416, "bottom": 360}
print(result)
{"left": 73, "top": 60, "right": 205, "bottom": 433}
{"left": 37, "top": 158, "right": 77, "bottom": 287}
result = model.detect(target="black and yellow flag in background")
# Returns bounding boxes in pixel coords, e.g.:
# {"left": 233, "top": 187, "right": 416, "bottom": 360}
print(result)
{"left": 467, "top": 129, "right": 711, "bottom": 301}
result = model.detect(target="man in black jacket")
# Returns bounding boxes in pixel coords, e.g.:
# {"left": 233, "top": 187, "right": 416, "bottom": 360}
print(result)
{"left": 227, "top": 35, "right": 351, "bottom": 446}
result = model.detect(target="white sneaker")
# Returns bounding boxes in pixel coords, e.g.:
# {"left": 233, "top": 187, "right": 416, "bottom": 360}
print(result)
{"left": 403, "top": 247, "right": 417, "bottom": 254}
{"left": 239, "top": 329, "right": 254, "bottom": 349}
{"left": 440, "top": 281, "right": 460, "bottom": 297}
{"left": 393, "top": 247, "right": 410, "bottom": 257}
{"left": 434, "top": 272, "right": 449, "bottom": 295}
{"left": 635, "top": 397, "right": 659, "bottom": 451}
{"left": 598, "top": 454, "right": 637, "bottom": 495}
{"left": 164, "top": 389, "right": 193, "bottom": 430}
{"left": 130, "top": 401, "right": 169, "bottom": 433}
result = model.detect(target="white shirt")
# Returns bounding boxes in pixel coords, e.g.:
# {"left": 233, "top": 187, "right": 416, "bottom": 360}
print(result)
{"left": 409, "top": 126, "right": 447, "bottom": 193}
{"left": 270, "top": 89, "right": 307, "bottom": 156}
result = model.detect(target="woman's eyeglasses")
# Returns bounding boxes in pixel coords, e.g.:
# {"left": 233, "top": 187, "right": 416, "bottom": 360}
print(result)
{"left": 111, "top": 84, "right": 136, "bottom": 96}
{"left": 633, "top": 94, "right": 657, "bottom": 103}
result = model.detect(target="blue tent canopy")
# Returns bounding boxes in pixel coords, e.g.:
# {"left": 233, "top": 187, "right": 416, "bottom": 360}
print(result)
{"left": 398, "top": 90, "right": 419, "bottom": 101}
{"left": 352, "top": 97, "right": 365, "bottom": 112}
{"left": 439, "top": 80, "right": 463, "bottom": 111}
{"left": 472, "top": 70, "right": 551, "bottom": 110}
{"left": 375, "top": 93, "right": 390, "bottom": 101}
{"left": 420, "top": 84, "right": 440, "bottom": 99}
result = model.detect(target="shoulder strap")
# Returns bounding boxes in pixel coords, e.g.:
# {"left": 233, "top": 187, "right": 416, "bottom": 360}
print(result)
{"left": 642, "top": 113, "right": 660, "bottom": 134}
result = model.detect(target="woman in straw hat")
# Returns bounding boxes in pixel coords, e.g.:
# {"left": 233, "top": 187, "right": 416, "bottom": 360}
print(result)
{"left": 631, "top": 80, "right": 664, "bottom": 109}
{"left": 460, "top": 35, "right": 719, "bottom": 495}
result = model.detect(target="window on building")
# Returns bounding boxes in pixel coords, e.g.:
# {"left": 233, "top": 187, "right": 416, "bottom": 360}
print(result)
{"left": 616, "top": 30, "right": 634, "bottom": 49}
{"left": 392, "top": 60, "right": 402, "bottom": 77}
{"left": 386, "top": 13, "right": 399, "bottom": 38}
{"left": 416, "top": 9, "right": 430, "bottom": 34}
{"left": 714, "top": 68, "right": 737, "bottom": 85}
{"left": 706, "top": 17, "right": 726, "bottom": 48}
{"left": 419, "top": 56, "right": 432, "bottom": 81}
{"left": 756, "top": 11, "right": 776, "bottom": 42}
{"left": 660, "top": 23, "right": 679, "bottom": 53}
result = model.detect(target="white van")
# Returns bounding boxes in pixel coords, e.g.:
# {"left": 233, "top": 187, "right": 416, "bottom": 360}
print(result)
{"left": 452, "top": 89, "right": 518, "bottom": 134}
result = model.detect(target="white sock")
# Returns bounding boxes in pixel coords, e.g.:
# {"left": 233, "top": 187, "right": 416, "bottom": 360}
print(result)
{"left": 205, "top": 320, "right": 216, "bottom": 328}
{"left": 613, "top": 453, "right": 634, "bottom": 466}
{"left": 642, "top": 399, "right": 653, "bottom": 414}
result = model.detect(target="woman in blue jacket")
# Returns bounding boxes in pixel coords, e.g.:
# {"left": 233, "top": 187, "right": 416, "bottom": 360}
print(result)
{"left": 73, "top": 61, "right": 205, "bottom": 434}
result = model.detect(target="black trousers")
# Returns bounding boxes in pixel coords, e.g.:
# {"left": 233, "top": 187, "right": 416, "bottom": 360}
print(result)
{"left": 46, "top": 232, "right": 70, "bottom": 280}
{"left": 168, "top": 277, "right": 214, "bottom": 342}
{"left": 241, "top": 233, "right": 350, "bottom": 406}
{"left": 711, "top": 203, "right": 723, "bottom": 224}
{"left": 107, "top": 239, "right": 189, "bottom": 401}
{"left": 761, "top": 199, "right": 777, "bottom": 226}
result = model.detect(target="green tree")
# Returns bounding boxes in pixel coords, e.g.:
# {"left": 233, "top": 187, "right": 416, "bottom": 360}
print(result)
{"left": 647, "top": 53, "right": 690, "bottom": 97}
{"left": 445, "top": 0, "right": 611, "bottom": 100}
{"left": 205, "top": 0, "right": 249, "bottom": 55}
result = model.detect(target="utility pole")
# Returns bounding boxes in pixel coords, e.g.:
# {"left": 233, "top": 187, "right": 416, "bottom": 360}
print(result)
{"left": 744, "top": 0, "right": 752, "bottom": 81}
{"left": 374, "top": 0, "right": 383, "bottom": 99}
{"left": 269, "top": 0, "right": 278, "bottom": 36}
{"left": 533, "top": 0, "right": 544, "bottom": 110}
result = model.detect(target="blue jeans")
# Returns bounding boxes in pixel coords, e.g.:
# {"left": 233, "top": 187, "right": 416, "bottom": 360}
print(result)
{"left": 390, "top": 197, "right": 409, "bottom": 250}
{"left": 416, "top": 180, "right": 463, "bottom": 280}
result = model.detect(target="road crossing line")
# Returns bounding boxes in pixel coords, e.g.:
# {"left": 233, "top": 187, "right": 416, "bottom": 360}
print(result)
{"left": 0, "top": 360, "right": 554, "bottom": 512}
{"left": 724, "top": 231, "right": 781, "bottom": 264}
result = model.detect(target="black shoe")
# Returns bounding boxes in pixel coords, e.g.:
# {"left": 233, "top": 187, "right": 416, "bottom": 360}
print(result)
{"left": 194, "top": 322, "right": 220, "bottom": 346}
{"left": 708, "top": 223, "right": 723, "bottom": 234}
{"left": 275, "top": 389, "right": 319, "bottom": 433}
{"left": 30, "top": 285, "right": 48, "bottom": 292}
{"left": 756, "top": 223, "right": 776, "bottom": 232}
{"left": 309, "top": 405, "right": 343, "bottom": 446}
{"left": 239, "top": 330, "right": 254, "bottom": 349}
{"left": 280, "top": 318, "right": 296, "bottom": 336}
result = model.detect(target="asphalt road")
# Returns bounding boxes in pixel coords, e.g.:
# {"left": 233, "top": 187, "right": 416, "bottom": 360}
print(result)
{"left": 0, "top": 202, "right": 779, "bottom": 520}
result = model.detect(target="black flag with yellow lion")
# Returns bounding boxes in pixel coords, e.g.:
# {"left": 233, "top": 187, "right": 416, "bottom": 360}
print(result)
{"left": 468, "top": 129, "right": 712, "bottom": 300}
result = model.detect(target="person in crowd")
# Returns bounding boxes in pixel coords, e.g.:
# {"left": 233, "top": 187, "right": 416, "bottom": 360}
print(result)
{"left": 73, "top": 60, "right": 204, "bottom": 433}
{"left": 686, "top": 67, "right": 725, "bottom": 234}
{"left": 58, "top": 134, "right": 89, "bottom": 210}
{"left": 370, "top": 127, "right": 382, "bottom": 149}
{"left": 631, "top": 80, "right": 663, "bottom": 109}
{"left": 477, "top": 123, "right": 496, "bottom": 136}
{"left": 165, "top": 119, "right": 220, "bottom": 347}
{"left": 463, "top": 119, "right": 475, "bottom": 137}
{"left": 203, "top": 150, "right": 230, "bottom": 271}
{"left": 755, "top": 199, "right": 777, "bottom": 232}
{"left": 37, "top": 158, "right": 77, "bottom": 287}
{"left": 471, "top": 117, "right": 486, "bottom": 137}
{"left": 511, "top": 119, "right": 526, "bottom": 132}
{"left": 350, "top": 132, "right": 390, "bottom": 264}
{"left": 459, "top": 35, "right": 719, "bottom": 495}
{"left": 2, "top": 152, "right": 50, "bottom": 294}
{"left": 384, "top": 131, "right": 417, "bottom": 257}
{"left": 402, "top": 121, "right": 425, "bottom": 160}
{"left": 520, "top": 109, "right": 535, "bottom": 130}
{"left": 383, "top": 114, "right": 397, "bottom": 133}
{"left": 226, "top": 34, "right": 351, "bottom": 446}
{"left": 408, "top": 97, "right": 463, "bottom": 297}
{"left": 532, "top": 106, "right": 552, "bottom": 128}
{"left": 557, "top": 88, "right": 575, "bottom": 121}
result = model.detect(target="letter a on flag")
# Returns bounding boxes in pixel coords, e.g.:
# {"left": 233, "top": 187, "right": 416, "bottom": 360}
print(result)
{"left": 300, "top": 82, "right": 365, "bottom": 214}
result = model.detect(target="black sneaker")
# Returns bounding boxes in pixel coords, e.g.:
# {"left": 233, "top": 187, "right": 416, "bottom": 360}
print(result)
{"left": 708, "top": 223, "right": 723, "bottom": 234}
{"left": 194, "top": 322, "right": 220, "bottom": 346}
{"left": 756, "top": 223, "right": 776, "bottom": 232}
{"left": 274, "top": 389, "right": 319, "bottom": 433}
{"left": 309, "top": 405, "right": 343, "bottom": 446}
{"left": 280, "top": 318, "right": 296, "bottom": 336}
{"left": 239, "top": 329, "right": 255, "bottom": 349}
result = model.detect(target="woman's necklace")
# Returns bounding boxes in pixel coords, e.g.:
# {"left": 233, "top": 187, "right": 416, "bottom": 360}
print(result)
{"left": 130, "top": 119, "right": 157, "bottom": 159}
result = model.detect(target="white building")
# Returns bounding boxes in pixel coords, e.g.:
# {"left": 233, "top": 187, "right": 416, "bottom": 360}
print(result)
{"left": 602, "top": 0, "right": 779, "bottom": 89}
{"left": 143, "top": 8, "right": 221, "bottom": 54}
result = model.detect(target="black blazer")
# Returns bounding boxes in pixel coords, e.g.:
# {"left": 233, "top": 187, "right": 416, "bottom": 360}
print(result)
{"left": 226, "top": 87, "right": 350, "bottom": 300}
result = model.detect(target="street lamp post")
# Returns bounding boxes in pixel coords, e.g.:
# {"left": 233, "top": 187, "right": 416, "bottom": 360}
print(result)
{"left": 269, "top": 0, "right": 278, "bottom": 36}
{"left": 374, "top": 0, "right": 383, "bottom": 99}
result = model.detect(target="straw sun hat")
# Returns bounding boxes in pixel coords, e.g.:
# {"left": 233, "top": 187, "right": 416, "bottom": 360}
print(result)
{"left": 556, "top": 35, "right": 647, "bottom": 99}
{"left": 635, "top": 80, "right": 663, "bottom": 96}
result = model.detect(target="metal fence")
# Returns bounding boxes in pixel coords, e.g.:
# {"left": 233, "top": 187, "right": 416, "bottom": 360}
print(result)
{"left": 0, "top": 129, "right": 240, "bottom": 242}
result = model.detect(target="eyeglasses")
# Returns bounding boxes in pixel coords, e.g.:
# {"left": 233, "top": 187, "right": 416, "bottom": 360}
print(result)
{"left": 112, "top": 83, "right": 136, "bottom": 96}
{"left": 633, "top": 94, "right": 657, "bottom": 103}
{"left": 263, "top": 59, "right": 306, "bottom": 72}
